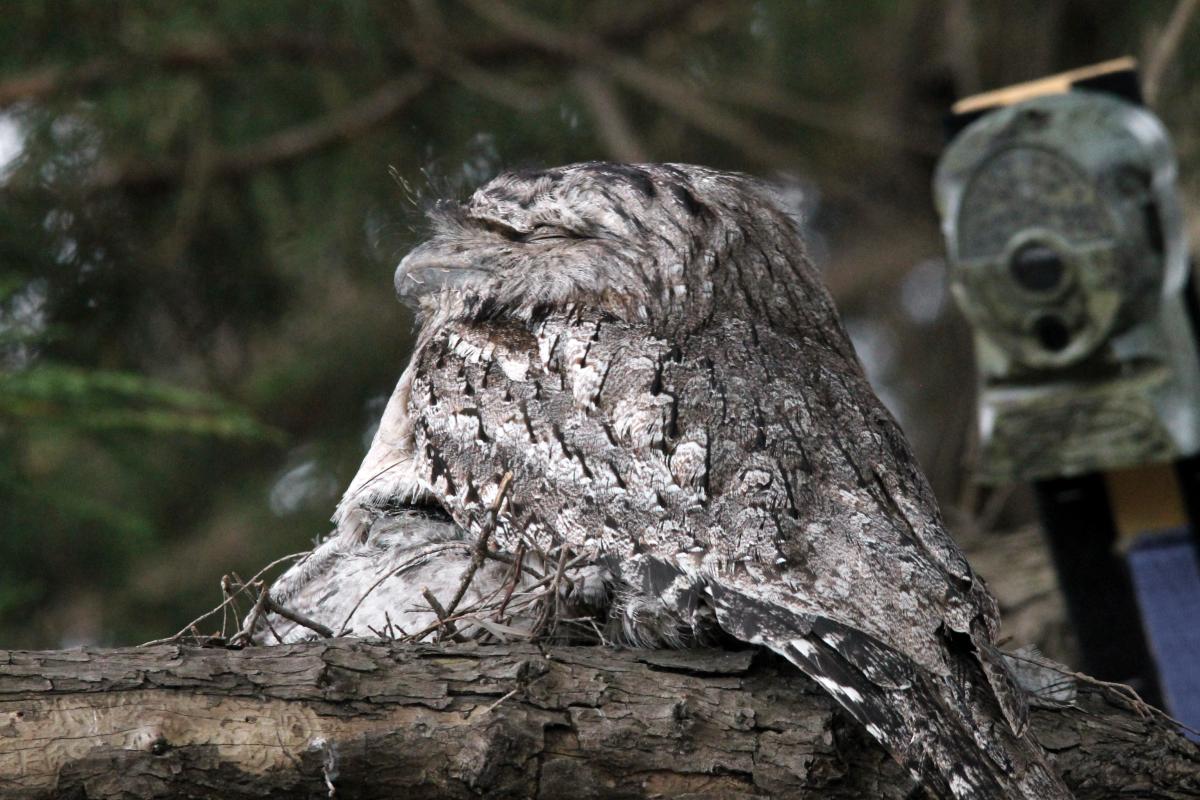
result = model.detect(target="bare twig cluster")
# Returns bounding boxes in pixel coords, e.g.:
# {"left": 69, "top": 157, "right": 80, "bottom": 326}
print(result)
{"left": 347, "top": 538, "right": 599, "bottom": 647}
{"left": 314, "top": 471, "right": 614, "bottom": 647}
{"left": 0, "top": 0, "right": 936, "bottom": 205}
{"left": 1005, "top": 649, "right": 1200, "bottom": 738}
{"left": 229, "top": 578, "right": 335, "bottom": 646}
{"left": 144, "top": 468, "right": 610, "bottom": 650}
{"left": 139, "top": 551, "right": 309, "bottom": 647}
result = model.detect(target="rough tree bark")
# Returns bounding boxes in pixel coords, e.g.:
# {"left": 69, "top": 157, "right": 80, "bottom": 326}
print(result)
{"left": 1, "top": 641, "right": 1197, "bottom": 799}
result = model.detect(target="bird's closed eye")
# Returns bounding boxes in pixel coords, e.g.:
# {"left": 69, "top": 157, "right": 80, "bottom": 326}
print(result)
{"left": 480, "top": 220, "right": 530, "bottom": 242}
{"left": 527, "top": 225, "right": 576, "bottom": 241}
{"left": 475, "top": 214, "right": 594, "bottom": 243}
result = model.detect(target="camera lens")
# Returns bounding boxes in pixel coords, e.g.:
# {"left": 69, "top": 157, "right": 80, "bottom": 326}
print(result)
{"left": 1033, "top": 314, "right": 1071, "bottom": 352}
{"left": 1009, "top": 242, "right": 1064, "bottom": 291}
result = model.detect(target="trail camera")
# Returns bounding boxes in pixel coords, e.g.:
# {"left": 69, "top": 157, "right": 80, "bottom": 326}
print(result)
{"left": 935, "top": 62, "right": 1200, "bottom": 485}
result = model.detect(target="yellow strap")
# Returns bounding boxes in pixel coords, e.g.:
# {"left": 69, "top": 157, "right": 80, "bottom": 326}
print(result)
{"left": 953, "top": 56, "right": 1138, "bottom": 115}
{"left": 1104, "top": 461, "right": 1188, "bottom": 544}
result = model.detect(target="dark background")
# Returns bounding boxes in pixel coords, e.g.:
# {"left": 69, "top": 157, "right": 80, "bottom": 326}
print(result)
{"left": 2, "top": 0, "right": 1196, "bottom": 648}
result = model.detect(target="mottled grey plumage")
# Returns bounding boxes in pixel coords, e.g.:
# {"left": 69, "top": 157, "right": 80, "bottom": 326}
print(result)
{"left": 271, "top": 163, "right": 1072, "bottom": 799}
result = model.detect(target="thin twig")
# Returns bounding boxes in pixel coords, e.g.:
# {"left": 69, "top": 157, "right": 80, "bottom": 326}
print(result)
{"left": 89, "top": 73, "right": 432, "bottom": 192}
{"left": 1144, "top": 0, "right": 1200, "bottom": 106}
{"left": 261, "top": 612, "right": 285, "bottom": 645}
{"left": 572, "top": 70, "right": 649, "bottom": 161}
{"left": 227, "top": 571, "right": 249, "bottom": 640}
{"left": 442, "top": 471, "right": 514, "bottom": 619}
{"left": 0, "top": 34, "right": 374, "bottom": 112}
{"left": 263, "top": 594, "right": 335, "bottom": 639}
{"left": 395, "top": 577, "right": 523, "bottom": 644}
{"left": 485, "top": 547, "right": 545, "bottom": 579}
{"left": 463, "top": 0, "right": 878, "bottom": 210}
{"left": 1004, "top": 650, "right": 1200, "bottom": 736}
{"left": 467, "top": 0, "right": 802, "bottom": 166}
{"left": 483, "top": 687, "right": 520, "bottom": 714}
{"left": 520, "top": 551, "right": 590, "bottom": 596}
{"left": 384, "top": 610, "right": 403, "bottom": 639}
{"left": 399, "top": 4, "right": 546, "bottom": 112}
{"left": 421, "top": 586, "right": 460, "bottom": 641}
{"left": 220, "top": 574, "right": 235, "bottom": 638}
{"left": 140, "top": 551, "right": 307, "bottom": 646}
{"left": 494, "top": 542, "right": 527, "bottom": 621}
{"left": 231, "top": 583, "right": 272, "bottom": 646}
{"left": 210, "top": 574, "right": 325, "bottom": 645}
{"left": 535, "top": 545, "right": 572, "bottom": 638}
{"left": 709, "top": 77, "right": 940, "bottom": 156}
{"left": 555, "top": 616, "right": 609, "bottom": 646}
{"left": 336, "top": 543, "right": 466, "bottom": 635}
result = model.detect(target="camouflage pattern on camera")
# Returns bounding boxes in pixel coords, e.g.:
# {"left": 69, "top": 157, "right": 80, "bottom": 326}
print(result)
{"left": 935, "top": 91, "right": 1200, "bottom": 483}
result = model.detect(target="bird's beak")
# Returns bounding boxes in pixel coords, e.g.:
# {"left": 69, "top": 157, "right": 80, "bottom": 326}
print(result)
{"left": 394, "top": 242, "right": 490, "bottom": 308}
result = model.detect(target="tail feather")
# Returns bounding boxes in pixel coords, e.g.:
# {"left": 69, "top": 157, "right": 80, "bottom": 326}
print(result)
{"left": 707, "top": 584, "right": 1072, "bottom": 800}
{"left": 780, "top": 634, "right": 1071, "bottom": 799}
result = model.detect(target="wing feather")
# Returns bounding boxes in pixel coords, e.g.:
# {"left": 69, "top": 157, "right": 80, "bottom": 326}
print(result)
{"left": 706, "top": 585, "right": 1059, "bottom": 799}
{"left": 409, "top": 309, "right": 995, "bottom": 674}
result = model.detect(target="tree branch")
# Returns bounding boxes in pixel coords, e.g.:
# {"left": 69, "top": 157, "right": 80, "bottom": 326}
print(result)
{"left": 0, "top": 33, "right": 367, "bottom": 111}
{"left": 573, "top": 70, "right": 650, "bottom": 162}
{"left": 1, "top": 641, "right": 1197, "bottom": 799}
{"left": 87, "top": 72, "right": 431, "bottom": 192}
{"left": 462, "top": 0, "right": 814, "bottom": 172}
{"left": 1143, "top": 0, "right": 1200, "bottom": 106}
{"left": 0, "top": 2, "right": 711, "bottom": 112}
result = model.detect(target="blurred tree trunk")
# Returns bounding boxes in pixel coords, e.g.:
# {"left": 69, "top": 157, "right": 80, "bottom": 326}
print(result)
{"left": 2, "top": 641, "right": 1197, "bottom": 799}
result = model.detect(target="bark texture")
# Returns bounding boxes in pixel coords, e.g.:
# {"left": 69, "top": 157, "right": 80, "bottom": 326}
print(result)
{"left": 1, "top": 641, "right": 1197, "bottom": 799}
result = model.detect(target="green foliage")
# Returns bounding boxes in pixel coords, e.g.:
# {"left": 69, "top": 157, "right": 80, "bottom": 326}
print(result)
{"left": 0, "top": 363, "right": 281, "bottom": 439}
{"left": 0, "top": 354, "right": 280, "bottom": 640}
